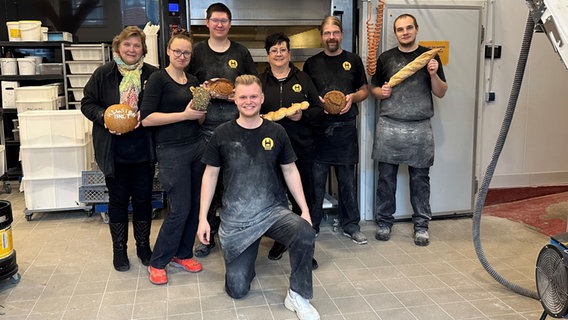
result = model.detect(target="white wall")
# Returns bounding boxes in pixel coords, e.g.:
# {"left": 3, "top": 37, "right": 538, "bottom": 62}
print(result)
{"left": 481, "top": 0, "right": 568, "bottom": 188}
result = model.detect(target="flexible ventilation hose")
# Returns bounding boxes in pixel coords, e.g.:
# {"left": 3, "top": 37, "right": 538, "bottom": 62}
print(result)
{"left": 473, "top": 13, "right": 539, "bottom": 300}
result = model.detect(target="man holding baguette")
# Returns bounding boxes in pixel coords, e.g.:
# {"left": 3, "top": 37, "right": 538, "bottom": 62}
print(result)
{"left": 370, "top": 13, "right": 447, "bottom": 246}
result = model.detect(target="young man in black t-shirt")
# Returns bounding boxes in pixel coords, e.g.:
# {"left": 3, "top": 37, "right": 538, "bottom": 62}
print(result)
{"left": 188, "top": 2, "right": 257, "bottom": 257}
{"left": 197, "top": 75, "right": 320, "bottom": 320}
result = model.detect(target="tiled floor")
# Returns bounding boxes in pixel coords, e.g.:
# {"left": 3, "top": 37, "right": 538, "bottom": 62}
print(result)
{"left": 0, "top": 186, "right": 549, "bottom": 319}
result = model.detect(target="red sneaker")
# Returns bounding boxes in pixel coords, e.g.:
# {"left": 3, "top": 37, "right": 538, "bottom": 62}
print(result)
{"left": 148, "top": 266, "right": 168, "bottom": 285}
{"left": 171, "top": 257, "right": 203, "bottom": 273}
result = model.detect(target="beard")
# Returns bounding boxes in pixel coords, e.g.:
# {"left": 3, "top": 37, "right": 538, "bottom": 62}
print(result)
{"left": 325, "top": 40, "right": 340, "bottom": 53}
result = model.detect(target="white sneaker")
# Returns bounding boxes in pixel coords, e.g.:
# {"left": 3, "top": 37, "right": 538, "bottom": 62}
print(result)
{"left": 284, "top": 289, "right": 320, "bottom": 320}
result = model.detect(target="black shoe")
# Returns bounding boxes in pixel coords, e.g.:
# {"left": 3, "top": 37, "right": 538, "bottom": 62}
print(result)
{"left": 194, "top": 240, "right": 216, "bottom": 257}
{"left": 414, "top": 230, "right": 430, "bottom": 246}
{"left": 312, "top": 258, "right": 318, "bottom": 270}
{"left": 268, "top": 242, "right": 288, "bottom": 260}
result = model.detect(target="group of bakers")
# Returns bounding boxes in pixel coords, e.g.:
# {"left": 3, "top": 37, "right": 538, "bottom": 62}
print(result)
{"left": 81, "top": 2, "right": 446, "bottom": 320}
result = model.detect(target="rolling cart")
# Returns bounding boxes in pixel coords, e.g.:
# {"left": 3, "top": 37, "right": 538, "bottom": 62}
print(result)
{"left": 79, "top": 170, "right": 166, "bottom": 223}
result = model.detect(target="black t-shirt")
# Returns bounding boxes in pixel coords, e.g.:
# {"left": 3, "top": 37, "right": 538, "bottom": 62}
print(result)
{"left": 371, "top": 46, "right": 446, "bottom": 121}
{"left": 188, "top": 41, "right": 257, "bottom": 137}
{"left": 303, "top": 50, "right": 367, "bottom": 163}
{"left": 201, "top": 119, "right": 296, "bottom": 225}
{"left": 139, "top": 69, "right": 202, "bottom": 146}
{"left": 303, "top": 50, "right": 368, "bottom": 121}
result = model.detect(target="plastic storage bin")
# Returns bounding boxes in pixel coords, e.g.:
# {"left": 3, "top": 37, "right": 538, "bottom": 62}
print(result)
{"left": 16, "top": 98, "right": 59, "bottom": 113}
{"left": 1, "top": 81, "right": 19, "bottom": 109}
{"left": 69, "top": 88, "right": 84, "bottom": 101}
{"left": 67, "top": 46, "right": 109, "bottom": 61}
{"left": 67, "top": 61, "right": 103, "bottom": 74}
{"left": 67, "top": 74, "right": 91, "bottom": 88}
{"left": 38, "top": 63, "right": 63, "bottom": 75}
{"left": 22, "top": 176, "right": 82, "bottom": 210}
{"left": 0, "top": 145, "right": 5, "bottom": 176}
{"left": 20, "top": 142, "right": 92, "bottom": 179}
{"left": 17, "top": 110, "right": 88, "bottom": 146}
{"left": 15, "top": 86, "right": 59, "bottom": 101}
{"left": 47, "top": 31, "right": 72, "bottom": 42}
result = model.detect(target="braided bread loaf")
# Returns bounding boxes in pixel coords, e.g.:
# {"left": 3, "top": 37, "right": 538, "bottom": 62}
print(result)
{"left": 262, "top": 101, "right": 309, "bottom": 121}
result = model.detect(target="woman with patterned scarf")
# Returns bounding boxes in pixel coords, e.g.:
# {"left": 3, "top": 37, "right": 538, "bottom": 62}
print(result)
{"left": 81, "top": 26, "right": 158, "bottom": 272}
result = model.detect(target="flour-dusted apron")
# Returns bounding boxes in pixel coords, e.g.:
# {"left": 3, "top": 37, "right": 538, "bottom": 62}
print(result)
{"left": 372, "top": 116, "right": 434, "bottom": 168}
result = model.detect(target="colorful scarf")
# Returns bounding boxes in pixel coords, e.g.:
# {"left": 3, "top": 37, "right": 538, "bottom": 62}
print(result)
{"left": 114, "top": 53, "right": 144, "bottom": 111}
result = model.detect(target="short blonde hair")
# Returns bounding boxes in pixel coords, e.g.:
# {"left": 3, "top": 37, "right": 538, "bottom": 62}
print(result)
{"left": 234, "top": 74, "right": 262, "bottom": 90}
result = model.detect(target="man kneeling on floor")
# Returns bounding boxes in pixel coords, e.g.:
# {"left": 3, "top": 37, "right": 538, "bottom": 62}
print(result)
{"left": 197, "top": 74, "right": 319, "bottom": 320}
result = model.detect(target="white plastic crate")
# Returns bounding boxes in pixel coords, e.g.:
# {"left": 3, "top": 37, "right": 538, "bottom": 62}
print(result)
{"left": 0, "top": 145, "right": 5, "bottom": 176}
{"left": 22, "top": 176, "right": 82, "bottom": 210}
{"left": 69, "top": 88, "right": 84, "bottom": 101}
{"left": 1, "top": 81, "right": 19, "bottom": 109}
{"left": 16, "top": 98, "right": 59, "bottom": 113}
{"left": 20, "top": 142, "right": 92, "bottom": 179}
{"left": 67, "top": 74, "right": 91, "bottom": 88}
{"left": 18, "top": 110, "right": 88, "bottom": 146}
{"left": 67, "top": 46, "right": 108, "bottom": 61}
{"left": 15, "top": 85, "right": 59, "bottom": 101}
{"left": 67, "top": 61, "right": 103, "bottom": 74}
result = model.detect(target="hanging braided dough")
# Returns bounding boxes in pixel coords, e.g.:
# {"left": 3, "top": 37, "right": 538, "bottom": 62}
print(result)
{"left": 263, "top": 101, "right": 309, "bottom": 121}
{"left": 366, "top": 0, "right": 384, "bottom": 76}
{"left": 387, "top": 48, "right": 442, "bottom": 87}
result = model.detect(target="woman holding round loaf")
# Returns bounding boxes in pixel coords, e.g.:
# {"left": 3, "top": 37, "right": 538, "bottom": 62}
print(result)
{"left": 259, "top": 32, "right": 323, "bottom": 267}
{"left": 140, "top": 28, "right": 206, "bottom": 285}
{"left": 81, "top": 26, "right": 158, "bottom": 272}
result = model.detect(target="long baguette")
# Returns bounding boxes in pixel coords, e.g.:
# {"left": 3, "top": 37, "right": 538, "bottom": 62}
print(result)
{"left": 387, "top": 48, "right": 442, "bottom": 87}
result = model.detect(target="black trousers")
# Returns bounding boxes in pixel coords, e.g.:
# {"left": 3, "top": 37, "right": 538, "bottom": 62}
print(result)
{"left": 311, "top": 162, "right": 360, "bottom": 234}
{"left": 105, "top": 162, "right": 154, "bottom": 224}
{"left": 375, "top": 162, "right": 432, "bottom": 231}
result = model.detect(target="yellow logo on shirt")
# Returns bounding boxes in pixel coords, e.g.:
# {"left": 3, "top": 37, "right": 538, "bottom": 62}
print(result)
{"left": 228, "top": 59, "right": 238, "bottom": 69}
{"left": 262, "top": 137, "right": 274, "bottom": 150}
{"left": 342, "top": 61, "right": 351, "bottom": 71}
{"left": 292, "top": 83, "right": 302, "bottom": 93}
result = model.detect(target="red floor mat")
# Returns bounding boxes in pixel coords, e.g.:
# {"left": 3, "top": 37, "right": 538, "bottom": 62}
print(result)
{"left": 483, "top": 191, "right": 568, "bottom": 236}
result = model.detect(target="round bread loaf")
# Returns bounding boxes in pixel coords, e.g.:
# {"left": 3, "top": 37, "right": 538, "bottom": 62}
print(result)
{"left": 323, "top": 90, "right": 346, "bottom": 115}
{"left": 104, "top": 104, "right": 138, "bottom": 134}
{"left": 208, "top": 78, "right": 234, "bottom": 98}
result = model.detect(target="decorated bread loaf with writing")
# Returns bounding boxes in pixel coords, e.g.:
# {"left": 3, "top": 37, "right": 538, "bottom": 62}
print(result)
{"left": 104, "top": 104, "right": 138, "bottom": 134}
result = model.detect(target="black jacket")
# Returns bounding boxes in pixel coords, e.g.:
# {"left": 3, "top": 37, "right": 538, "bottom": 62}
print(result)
{"left": 81, "top": 61, "right": 158, "bottom": 177}
{"left": 259, "top": 63, "right": 324, "bottom": 155}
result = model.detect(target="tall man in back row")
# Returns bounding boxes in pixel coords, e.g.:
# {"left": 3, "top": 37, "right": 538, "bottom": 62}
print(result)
{"left": 188, "top": 2, "right": 257, "bottom": 257}
{"left": 370, "top": 13, "right": 447, "bottom": 246}
{"left": 197, "top": 75, "right": 319, "bottom": 320}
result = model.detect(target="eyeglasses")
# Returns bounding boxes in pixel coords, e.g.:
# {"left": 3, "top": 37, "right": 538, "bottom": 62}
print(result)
{"left": 209, "top": 18, "right": 230, "bottom": 25}
{"left": 322, "top": 31, "right": 342, "bottom": 38}
{"left": 269, "top": 48, "right": 289, "bottom": 55}
{"left": 170, "top": 49, "right": 192, "bottom": 58}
